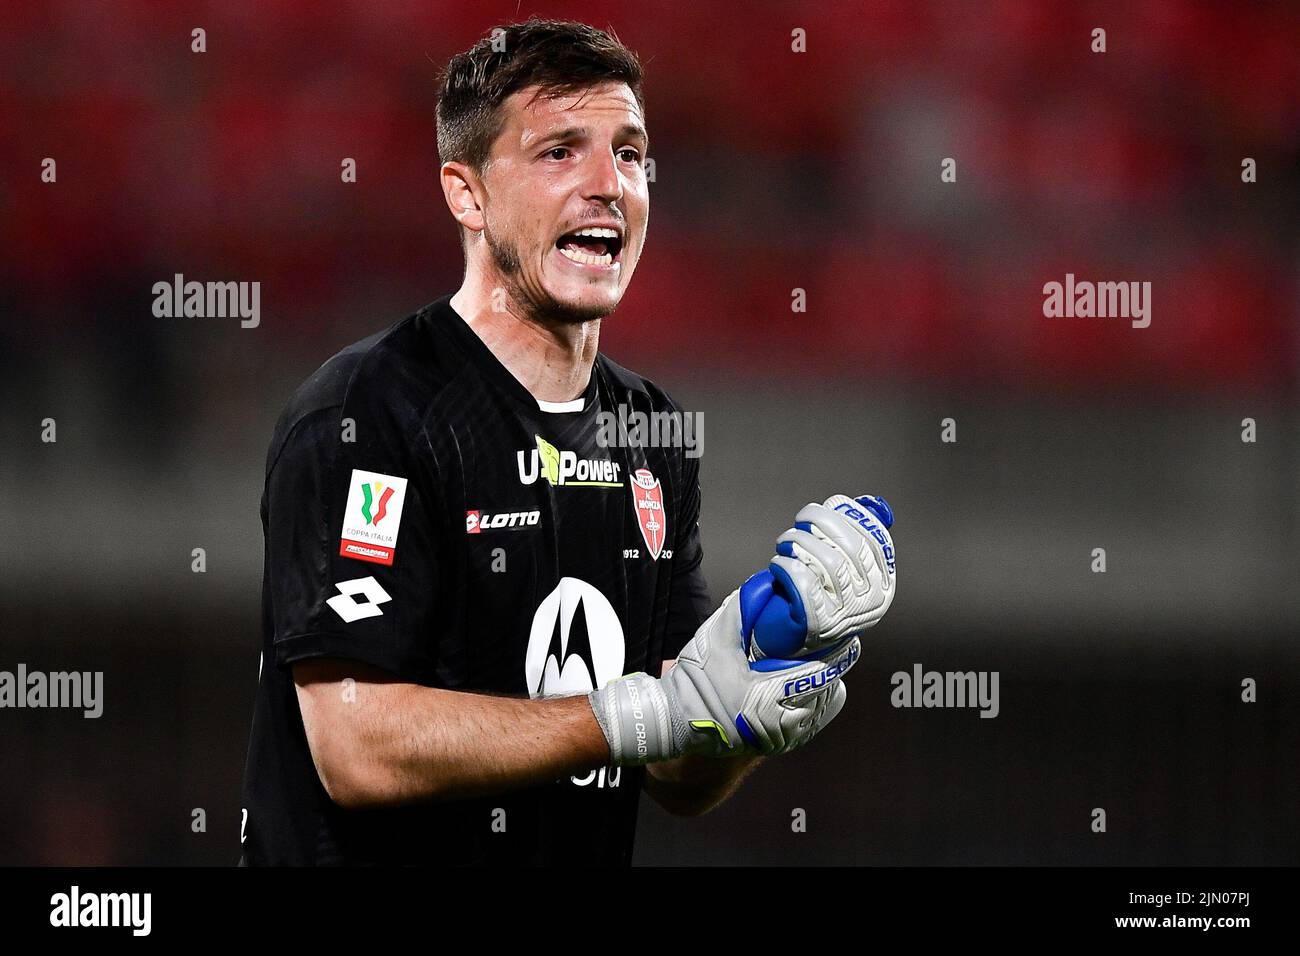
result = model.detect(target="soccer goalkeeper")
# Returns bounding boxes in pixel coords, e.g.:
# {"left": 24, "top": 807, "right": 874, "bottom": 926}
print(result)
{"left": 238, "top": 18, "right": 897, "bottom": 866}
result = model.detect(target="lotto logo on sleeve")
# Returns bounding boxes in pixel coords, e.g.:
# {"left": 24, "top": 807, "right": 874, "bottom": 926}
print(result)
{"left": 339, "top": 470, "right": 408, "bottom": 566}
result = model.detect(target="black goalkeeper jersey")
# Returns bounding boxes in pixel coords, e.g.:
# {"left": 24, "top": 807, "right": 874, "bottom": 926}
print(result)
{"left": 238, "top": 294, "right": 711, "bottom": 865}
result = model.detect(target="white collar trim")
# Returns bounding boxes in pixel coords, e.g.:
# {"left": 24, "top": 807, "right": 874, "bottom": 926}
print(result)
{"left": 536, "top": 396, "right": 586, "bottom": 413}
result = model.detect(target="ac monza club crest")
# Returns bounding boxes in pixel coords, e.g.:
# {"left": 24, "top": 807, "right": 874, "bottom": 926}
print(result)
{"left": 629, "top": 467, "right": 667, "bottom": 560}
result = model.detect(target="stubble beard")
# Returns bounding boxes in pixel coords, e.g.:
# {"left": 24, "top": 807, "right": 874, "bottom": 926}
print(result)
{"left": 484, "top": 222, "right": 618, "bottom": 326}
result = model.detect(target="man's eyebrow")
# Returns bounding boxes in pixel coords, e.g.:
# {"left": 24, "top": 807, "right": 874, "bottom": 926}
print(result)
{"left": 616, "top": 123, "right": 649, "bottom": 147}
{"left": 531, "top": 126, "right": 586, "bottom": 146}
{"left": 526, "top": 123, "right": 649, "bottom": 149}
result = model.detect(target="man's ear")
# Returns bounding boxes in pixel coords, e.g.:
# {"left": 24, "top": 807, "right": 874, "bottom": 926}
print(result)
{"left": 440, "top": 161, "right": 486, "bottom": 235}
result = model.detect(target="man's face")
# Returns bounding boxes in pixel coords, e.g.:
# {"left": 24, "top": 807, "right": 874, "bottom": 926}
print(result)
{"left": 476, "top": 81, "right": 649, "bottom": 322}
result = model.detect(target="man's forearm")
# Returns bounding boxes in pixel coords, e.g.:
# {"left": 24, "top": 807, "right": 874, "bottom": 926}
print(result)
{"left": 384, "top": 688, "right": 612, "bottom": 804}
{"left": 296, "top": 662, "right": 611, "bottom": 808}
{"left": 644, "top": 751, "right": 765, "bottom": 816}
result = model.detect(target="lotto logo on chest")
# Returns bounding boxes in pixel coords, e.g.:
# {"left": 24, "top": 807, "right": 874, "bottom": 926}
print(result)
{"left": 466, "top": 509, "right": 540, "bottom": 533}
{"left": 629, "top": 468, "right": 667, "bottom": 560}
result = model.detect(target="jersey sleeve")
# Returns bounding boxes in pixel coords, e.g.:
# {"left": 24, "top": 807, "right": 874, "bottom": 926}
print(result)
{"left": 263, "top": 406, "right": 444, "bottom": 683}
{"left": 661, "top": 449, "right": 712, "bottom": 660}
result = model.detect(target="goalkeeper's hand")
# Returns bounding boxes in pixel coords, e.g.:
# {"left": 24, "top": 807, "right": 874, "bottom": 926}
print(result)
{"left": 749, "top": 493, "right": 896, "bottom": 661}
{"left": 588, "top": 588, "right": 860, "bottom": 765}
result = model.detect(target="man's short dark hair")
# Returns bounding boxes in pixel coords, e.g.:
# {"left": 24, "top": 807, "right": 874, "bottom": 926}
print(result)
{"left": 437, "top": 18, "right": 645, "bottom": 174}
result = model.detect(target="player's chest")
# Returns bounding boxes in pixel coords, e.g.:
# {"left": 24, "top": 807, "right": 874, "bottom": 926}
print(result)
{"left": 447, "top": 410, "right": 677, "bottom": 695}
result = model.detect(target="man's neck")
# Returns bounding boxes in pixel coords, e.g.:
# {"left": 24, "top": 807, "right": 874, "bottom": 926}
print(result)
{"left": 450, "top": 275, "right": 600, "bottom": 405}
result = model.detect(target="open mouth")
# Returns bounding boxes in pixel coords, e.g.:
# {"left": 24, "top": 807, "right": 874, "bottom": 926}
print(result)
{"left": 556, "top": 227, "right": 623, "bottom": 269}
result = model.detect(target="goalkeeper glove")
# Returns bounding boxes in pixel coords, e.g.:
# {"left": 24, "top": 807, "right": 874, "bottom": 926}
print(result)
{"left": 588, "top": 587, "right": 860, "bottom": 764}
{"left": 746, "top": 493, "right": 897, "bottom": 661}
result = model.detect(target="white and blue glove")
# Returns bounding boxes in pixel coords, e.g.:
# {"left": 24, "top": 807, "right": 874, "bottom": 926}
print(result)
{"left": 588, "top": 588, "right": 860, "bottom": 764}
{"left": 744, "top": 494, "right": 896, "bottom": 661}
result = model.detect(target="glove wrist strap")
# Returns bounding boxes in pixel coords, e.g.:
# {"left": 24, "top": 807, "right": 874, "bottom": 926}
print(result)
{"left": 588, "top": 673, "right": 682, "bottom": 766}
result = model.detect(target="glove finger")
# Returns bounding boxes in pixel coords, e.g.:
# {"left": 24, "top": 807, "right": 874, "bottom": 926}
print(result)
{"left": 853, "top": 495, "right": 894, "bottom": 528}
{"left": 807, "top": 499, "right": 896, "bottom": 589}
{"left": 787, "top": 682, "right": 847, "bottom": 753}
{"left": 819, "top": 678, "right": 847, "bottom": 727}
{"left": 824, "top": 494, "right": 897, "bottom": 577}
{"left": 774, "top": 527, "right": 853, "bottom": 605}
{"left": 793, "top": 502, "right": 879, "bottom": 585}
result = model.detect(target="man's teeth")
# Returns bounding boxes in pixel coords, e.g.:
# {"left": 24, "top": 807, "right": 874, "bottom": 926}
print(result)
{"left": 560, "top": 246, "right": 615, "bottom": 266}
{"left": 573, "top": 227, "right": 619, "bottom": 239}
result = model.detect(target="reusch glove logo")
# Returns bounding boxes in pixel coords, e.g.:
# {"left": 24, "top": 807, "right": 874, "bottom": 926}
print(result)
{"left": 783, "top": 641, "right": 860, "bottom": 697}
{"left": 833, "top": 500, "right": 896, "bottom": 573}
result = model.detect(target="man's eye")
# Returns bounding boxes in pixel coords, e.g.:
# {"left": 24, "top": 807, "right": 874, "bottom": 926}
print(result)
{"left": 547, "top": 147, "right": 570, "bottom": 160}
{"left": 618, "top": 148, "right": 641, "bottom": 163}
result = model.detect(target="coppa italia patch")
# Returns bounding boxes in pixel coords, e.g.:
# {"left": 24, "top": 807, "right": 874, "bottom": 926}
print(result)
{"left": 339, "top": 469, "right": 408, "bottom": 566}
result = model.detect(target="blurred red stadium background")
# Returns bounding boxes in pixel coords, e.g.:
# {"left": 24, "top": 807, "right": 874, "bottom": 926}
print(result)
{"left": 3, "top": 0, "right": 1295, "bottom": 390}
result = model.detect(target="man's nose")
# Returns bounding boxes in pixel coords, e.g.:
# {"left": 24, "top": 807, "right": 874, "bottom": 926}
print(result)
{"left": 580, "top": 148, "right": 624, "bottom": 203}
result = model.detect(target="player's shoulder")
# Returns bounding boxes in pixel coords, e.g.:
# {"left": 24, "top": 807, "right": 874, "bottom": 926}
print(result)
{"left": 595, "top": 353, "right": 702, "bottom": 481}
{"left": 596, "top": 352, "right": 686, "bottom": 414}
{"left": 267, "top": 299, "right": 459, "bottom": 468}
